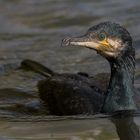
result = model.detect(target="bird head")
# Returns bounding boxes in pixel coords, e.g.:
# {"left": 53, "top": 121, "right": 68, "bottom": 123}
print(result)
{"left": 62, "top": 22, "right": 133, "bottom": 60}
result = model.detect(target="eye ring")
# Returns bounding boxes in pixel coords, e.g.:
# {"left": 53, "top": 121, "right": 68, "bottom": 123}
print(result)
{"left": 98, "top": 32, "right": 107, "bottom": 41}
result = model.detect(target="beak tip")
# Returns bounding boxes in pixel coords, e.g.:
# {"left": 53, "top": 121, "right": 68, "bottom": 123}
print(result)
{"left": 61, "top": 37, "right": 71, "bottom": 47}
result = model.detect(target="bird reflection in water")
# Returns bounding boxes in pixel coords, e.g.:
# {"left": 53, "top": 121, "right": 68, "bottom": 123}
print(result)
{"left": 111, "top": 110, "right": 140, "bottom": 140}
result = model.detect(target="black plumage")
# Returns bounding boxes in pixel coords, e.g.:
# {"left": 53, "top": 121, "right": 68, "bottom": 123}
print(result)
{"left": 20, "top": 22, "right": 139, "bottom": 115}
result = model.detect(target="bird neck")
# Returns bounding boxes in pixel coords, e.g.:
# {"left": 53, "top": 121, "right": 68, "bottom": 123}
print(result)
{"left": 103, "top": 51, "right": 136, "bottom": 113}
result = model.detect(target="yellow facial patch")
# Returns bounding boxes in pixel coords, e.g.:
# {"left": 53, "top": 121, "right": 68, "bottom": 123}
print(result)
{"left": 99, "top": 39, "right": 113, "bottom": 51}
{"left": 100, "top": 39, "right": 109, "bottom": 46}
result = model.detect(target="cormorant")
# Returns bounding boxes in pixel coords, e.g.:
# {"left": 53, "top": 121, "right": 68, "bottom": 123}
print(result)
{"left": 21, "top": 22, "right": 139, "bottom": 115}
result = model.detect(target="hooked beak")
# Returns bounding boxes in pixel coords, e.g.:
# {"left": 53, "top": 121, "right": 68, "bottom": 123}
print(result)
{"left": 61, "top": 34, "right": 115, "bottom": 58}
{"left": 61, "top": 35, "right": 99, "bottom": 51}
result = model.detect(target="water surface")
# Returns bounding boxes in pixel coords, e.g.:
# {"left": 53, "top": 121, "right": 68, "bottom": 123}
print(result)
{"left": 0, "top": 0, "right": 140, "bottom": 139}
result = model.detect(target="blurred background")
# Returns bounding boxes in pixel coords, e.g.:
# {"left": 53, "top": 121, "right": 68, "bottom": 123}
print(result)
{"left": 0, "top": 0, "right": 140, "bottom": 75}
{"left": 0, "top": 0, "right": 140, "bottom": 140}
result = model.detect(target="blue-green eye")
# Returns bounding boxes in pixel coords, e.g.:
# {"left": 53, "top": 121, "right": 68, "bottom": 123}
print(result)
{"left": 99, "top": 33, "right": 106, "bottom": 41}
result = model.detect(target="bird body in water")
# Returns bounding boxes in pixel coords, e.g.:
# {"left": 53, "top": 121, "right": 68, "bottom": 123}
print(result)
{"left": 21, "top": 59, "right": 107, "bottom": 115}
{"left": 21, "top": 22, "right": 139, "bottom": 115}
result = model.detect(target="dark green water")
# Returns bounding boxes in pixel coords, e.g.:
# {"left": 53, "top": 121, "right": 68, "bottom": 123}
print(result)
{"left": 0, "top": 0, "right": 140, "bottom": 139}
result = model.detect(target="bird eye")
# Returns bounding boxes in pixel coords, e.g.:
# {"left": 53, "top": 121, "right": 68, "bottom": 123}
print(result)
{"left": 98, "top": 33, "right": 106, "bottom": 41}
